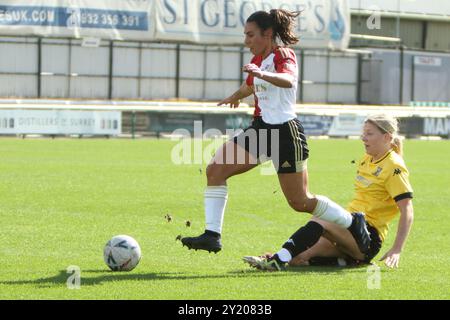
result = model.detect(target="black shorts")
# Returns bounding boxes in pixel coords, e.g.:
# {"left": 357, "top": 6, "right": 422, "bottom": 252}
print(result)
{"left": 364, "top": 223, "right": 382, "bottom": 263}
{"left": 232, "top": 117, "right": 309, "bottom": 174}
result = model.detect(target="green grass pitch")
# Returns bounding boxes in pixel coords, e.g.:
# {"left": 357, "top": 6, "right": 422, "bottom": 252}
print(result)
{"left": 0, "top": 138, "right": 449, "bottom": 299}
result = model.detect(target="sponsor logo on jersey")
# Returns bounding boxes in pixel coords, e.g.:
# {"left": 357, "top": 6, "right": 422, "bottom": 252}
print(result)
{"left": 356, "top": 175, "right": 372, "bottom": 187}
{"left": 372, "top": 166, "right": 383, "bottom": 177}
{"left": 254, "top": 84, "right": 268, "bottom": 93}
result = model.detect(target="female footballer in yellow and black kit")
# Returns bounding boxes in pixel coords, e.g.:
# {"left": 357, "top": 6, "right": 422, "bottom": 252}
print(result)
{"left": 244, "top": 114, "right": 414, "bottom": 270}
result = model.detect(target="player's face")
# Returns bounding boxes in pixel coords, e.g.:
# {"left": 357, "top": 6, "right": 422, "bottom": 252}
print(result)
{"left": 244, "top": 22, "right": 272, "bottom": 56}
{"left": 361, "top": 122, "right": 391, "bottom": 156}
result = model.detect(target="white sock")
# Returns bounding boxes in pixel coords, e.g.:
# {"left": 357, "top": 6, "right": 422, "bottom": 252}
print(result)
{"left": 312, "top": 195, "right": 353, "bottom": 228}
{"left": 275, "top": 248, "right": 292, "bottom": 263}
{"left": 204, "top": 186, "right": 228, "bottom": 234}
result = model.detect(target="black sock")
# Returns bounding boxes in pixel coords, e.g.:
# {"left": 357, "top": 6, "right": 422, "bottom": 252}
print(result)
{"left": 282, "top": 221, "right": 324, "bottom": 258}
{"left": 205, "top": 230, "right": 221, "bottom": 238}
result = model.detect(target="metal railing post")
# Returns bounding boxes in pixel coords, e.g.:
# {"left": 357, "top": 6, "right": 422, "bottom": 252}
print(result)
{"left": 357, "top": 53, "right": 363, "bottom": 104}
{"left": 399, "top": 45, "right": 404, "bottom": 105}
{"left": 37, "top": 37, "right": 42, "bottom": 98}
{"left": 175, "top": 44, "right": 181, "bottom": 98}
{"left": 108, "top": 40, "right": 113, "bottom": 100}
{"left": 131, "top": 111, "right": 136, "bottom": 139}
{"left": 299, "top": 49, "right": 304, "bottom": 103}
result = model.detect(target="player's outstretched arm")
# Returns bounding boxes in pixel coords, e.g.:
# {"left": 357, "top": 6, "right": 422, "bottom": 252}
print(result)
{"left": 217, "top": 82, "right": 253, "bottom": 108}
{"left": 243, "top": 63, "right": 295, "bottom": 88}
{"left": 380, "top": 198, "right": 414, "bottom": 268}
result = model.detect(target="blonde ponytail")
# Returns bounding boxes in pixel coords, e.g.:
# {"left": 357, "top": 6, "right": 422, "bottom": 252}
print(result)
{"left": 391, "top": 136, "right": 403, "bottom": 157}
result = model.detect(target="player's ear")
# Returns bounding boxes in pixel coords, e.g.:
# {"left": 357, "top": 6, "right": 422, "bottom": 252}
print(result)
{"left": 384, "top": 132, "right": 392, "bottom": 143}
{"left": 263, "top": 28, "right": 273, "bottom": 40}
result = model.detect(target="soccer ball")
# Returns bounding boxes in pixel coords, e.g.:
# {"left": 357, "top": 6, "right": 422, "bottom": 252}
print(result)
{"left": 103, "top": 235, "right": 141, "bottom": 271}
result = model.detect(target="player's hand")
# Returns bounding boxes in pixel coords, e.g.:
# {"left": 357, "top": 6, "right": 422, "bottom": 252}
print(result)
{"left": 217, "top": 97, "right": 240, "bottom": 108}
{"left": 243, "top": 63, "right": 264, "bottom": 78}
{"left": 379, "top": 248, "right": 401, "bottom": 268}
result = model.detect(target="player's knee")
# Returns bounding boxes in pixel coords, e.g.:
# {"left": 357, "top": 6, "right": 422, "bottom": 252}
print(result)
{"left": 309, "top": 217, "right": 327, "bottom": 232}
{"left": 288, "top": 198, "right": 308, "bottom": 212}
{"left": 310, "top": 216, "right": 322, "bottom": 224}
{"left": 206, "top": 163, "right": 218, "bottom": 179}
{"left": 288, "top": 196, "right": 315, "bottom": 213}
{"left": 206, "top": 163, "right": 227, "bottom": 183}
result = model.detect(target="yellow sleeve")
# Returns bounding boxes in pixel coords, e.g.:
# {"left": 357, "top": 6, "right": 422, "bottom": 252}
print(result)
{"left": 385, "top": 164, "right": 413, "bottom": 202}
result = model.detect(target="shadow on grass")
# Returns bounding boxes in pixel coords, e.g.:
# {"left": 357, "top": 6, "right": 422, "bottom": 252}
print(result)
{"left": 1, "top": 265, "right": 368, "bottom": 288}
{"left": 231, "top": 264, "right": 368, "bottom": 276}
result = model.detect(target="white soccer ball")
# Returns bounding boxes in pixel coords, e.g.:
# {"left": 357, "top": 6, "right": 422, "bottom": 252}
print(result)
{"left": 103, "top": 235, "right": 141, "bottom": 271}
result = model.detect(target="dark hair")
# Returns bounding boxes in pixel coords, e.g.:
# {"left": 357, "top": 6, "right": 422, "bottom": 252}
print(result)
{"left": 246, "top": 9, "right": 301, "bottom": 46}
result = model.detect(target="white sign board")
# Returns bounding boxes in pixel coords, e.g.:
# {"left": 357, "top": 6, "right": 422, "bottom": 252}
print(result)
{"left": 0, "top": 110, "right": 121, "bottom": 135}
{"left": 81, "top": 37, "right": 101, "bottom": 47}
{"left": 328, "top": 113, "right": 365, "bottom": 136}
{"left": 0, "top": 0, "right": 152, "bottom": 41}
{"left": 155, "top": 0, "right": 351, "bottom": 49}
{"left": 0, "top": 0, "right": 350, "bottom": 50}
{"left": 414, "top": 56, "right": 442, "bottom": 67}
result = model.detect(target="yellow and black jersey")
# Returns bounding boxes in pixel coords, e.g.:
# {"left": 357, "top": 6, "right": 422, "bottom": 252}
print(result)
{"left": 347, "top": 150, "right": 413, "bottom": 242}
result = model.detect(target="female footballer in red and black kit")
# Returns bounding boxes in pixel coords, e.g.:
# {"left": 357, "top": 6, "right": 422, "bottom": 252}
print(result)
{"left": 181, "top": 9, "right": 371, "bottom": 256}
